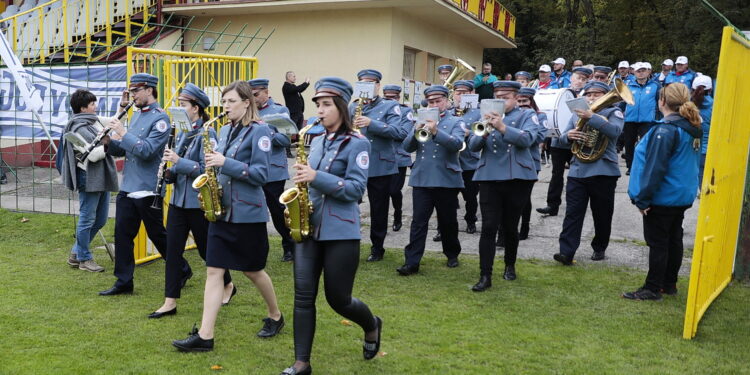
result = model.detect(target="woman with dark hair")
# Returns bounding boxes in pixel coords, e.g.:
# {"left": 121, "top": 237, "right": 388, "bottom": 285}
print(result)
{"left": 691, "top": 75, "right": 713, "bottom": 188}
{"left": 624, "top": 82, "right": 702, "bottom": 301}
{"left": 172, "top": 80, "right": 284, "bottom": 351}
{"left": 280, "top": 77, "right": 381, "bottom": 375}
{"left": 148, "top": 83, "right": 236, "bottom": 319}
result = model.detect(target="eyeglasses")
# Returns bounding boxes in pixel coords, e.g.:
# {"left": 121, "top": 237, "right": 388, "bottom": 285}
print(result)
{"left": 593, "top": 75, "right": 608, "bottom": 80}
{"left": 129, "top": 87, "right": 144, "bottom": 95}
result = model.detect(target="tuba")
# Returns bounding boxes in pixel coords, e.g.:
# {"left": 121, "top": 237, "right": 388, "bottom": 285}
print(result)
{"left": 279, "top": 119, "right": 318, "bottom": 242}
{"left": 571, "top": 78, "right": 634, "bottom": 162}
{"left": 444, "top": 58, "right": 476, "bottom": 108}
{"left": 192, "top": 112, "right": 227, "bottom": 222}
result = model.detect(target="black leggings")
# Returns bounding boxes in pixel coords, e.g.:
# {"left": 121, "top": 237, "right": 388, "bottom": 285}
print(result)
{"left": 293, "top": 239, "right": 377, "bottom": 362}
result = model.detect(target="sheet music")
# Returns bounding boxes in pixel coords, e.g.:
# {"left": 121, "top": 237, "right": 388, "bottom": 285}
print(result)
{"left": 168, "top": 107, "right": 192, "bottom": 132}
{"left": 460, "top": 94, "right": 479, "bottom": 110}
{"left": 353, "top": 81, "right": 376, "bottom": 100}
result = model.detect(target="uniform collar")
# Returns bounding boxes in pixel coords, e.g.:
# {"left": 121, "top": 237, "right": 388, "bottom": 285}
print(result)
{"left": 259, "top": 97, "right": 274, "bottom": 110}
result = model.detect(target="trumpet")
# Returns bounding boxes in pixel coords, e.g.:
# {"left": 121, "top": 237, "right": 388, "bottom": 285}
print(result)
{"left": 471, "top": 120, "right": 493, "bottom": 137}
{"left": 415, "top": 123, "right": 432, "bottom": 143}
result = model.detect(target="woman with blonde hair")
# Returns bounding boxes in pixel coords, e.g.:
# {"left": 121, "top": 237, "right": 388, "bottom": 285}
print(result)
{"left": 624, "top": 82, "right": 702, "bottom": 301}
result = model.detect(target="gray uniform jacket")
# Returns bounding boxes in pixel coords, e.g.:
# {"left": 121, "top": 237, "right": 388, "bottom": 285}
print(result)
{"left": 168, "top": 120, "right": 216, "bottom": 209}
{"left": 532, "top": 111, "right": 548, "bottom": 172}
{"left": 308, "top": 132, "right": 370, "bottom": 241}
{"left": 469, "top": 107, "right": 541, "bottom": 181}
{"left": 215, "top": 121, "right": 273, "bottom": 223}
{"left": 456, "top": 107, "right": 481, "bottom": 171}
{"left": 258, "top": 98, "right": 292, "bottom": 182}
{"left": 403, "top": 111, "right": 465, "bottom": 188}
{"left": 394, "top": 104, "right": 414, "bottom": 168}
{"left": 348, "top": 96, "right": 406, "bottom": 177}
{"left": 107, "top": 103, "right": 171, "bottom": 193}
{"left": 558, "top": 106, "right": 624, "bottom": 178}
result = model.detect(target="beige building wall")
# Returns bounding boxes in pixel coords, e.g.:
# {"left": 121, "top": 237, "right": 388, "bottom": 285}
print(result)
{"left": 182, "top": 7, "right": 484, "bottom": 119}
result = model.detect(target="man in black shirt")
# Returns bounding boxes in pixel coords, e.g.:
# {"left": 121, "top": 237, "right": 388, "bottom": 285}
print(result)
{"left": 281, "top": 71, "right": 310, "bottom": 128}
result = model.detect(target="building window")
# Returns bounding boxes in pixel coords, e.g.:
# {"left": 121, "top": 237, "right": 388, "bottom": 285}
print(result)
{"left": 403, "top": 47, "right": 417, "bottom": 80}
{"left": 427, "top": 54, "right": 438, "bottom": 84}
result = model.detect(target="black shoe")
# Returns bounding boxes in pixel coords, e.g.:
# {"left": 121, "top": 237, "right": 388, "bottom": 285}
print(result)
{"left": 622, "top": 288, "right": 662, "bottom": 301}
{"left": 280, "top": 365, "right": 312, "bottom": 375}
{"left": 591, "top": 251, "right": 605, "bottom": 261}
{"left": 626, "top": 169, "right": 631, "bottom": 176}
{"left": 519, "top": 223, "right": 529, "bottom": 240}
{"left": 553, "top": 253, "right": 573, "bottom": 266}
{"left": 432, "top": 232, "right": 442, "bottom": 242}
{"left": 222, "top": 286, "right": 238, "bottom": 306}
{"left": 99, "top": 285, "right": 133, "bottom": 296}
{"left": 0, "top": 176, "right": 7, "bottom": 185}
{"left": 392, "top": 211, "right": 402, "bottom": 232}
{"left": 446, "top": 258, "right": 459, "bottom": 268}
{"left": 363, "top": 316, "right": 382, "bottom": 360}
{"left": 661, "top": 285, "right": 678, "bottom": 296}
{"left": 281, "top": 251, "right": 294, "bottom": 262}
{"left": 503, "top": 265, "right": 517, "bottom": 281}
{"left": 536, "top": 206, "right": 558, "bottom": 216}
{"left": 257, "top": 315, "right": 285, "bottom": 338}
{"left": 172, "top": 325, "right": 214, "bottom": 352}
{"left": 366, "top": 253, "right": 383, "bottom": 262}
{"left": 396, "top": 264, "right": 419, "bottom": 276}
{"left": 180, "top": 268, "right": 193, "bottom": 289}
{"left": 466, "top": 222, "right": 476, "bottom": 234}
{"left": 472, "top": 275, "right": 492, "bottom": 292}
{"left": 148, "top": 307, "right": 177, "bottom": 319}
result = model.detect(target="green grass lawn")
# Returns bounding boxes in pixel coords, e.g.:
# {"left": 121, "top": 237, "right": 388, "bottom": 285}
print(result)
{"left": 1, "top": 210, "right": 748, "bottom": 374}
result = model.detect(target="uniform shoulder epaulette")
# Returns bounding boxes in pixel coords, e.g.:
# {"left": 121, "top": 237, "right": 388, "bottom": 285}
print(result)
{"left": 351, "top": 131, "right": 365, "bottom": 139}
{"left": 273, "top": 102, "right": 283, "bottom": 106}
{"left": 155, "top": 107, "right": 165, "bottom": 112}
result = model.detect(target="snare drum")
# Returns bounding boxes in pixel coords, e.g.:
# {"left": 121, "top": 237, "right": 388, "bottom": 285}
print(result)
{"left": 534, "top": 88, "right": 575, "bottom": 138}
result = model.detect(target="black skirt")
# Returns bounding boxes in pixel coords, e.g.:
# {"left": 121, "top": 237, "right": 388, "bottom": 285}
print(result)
{"left": 206, "top": 221, "right": 269, "bottom": 272}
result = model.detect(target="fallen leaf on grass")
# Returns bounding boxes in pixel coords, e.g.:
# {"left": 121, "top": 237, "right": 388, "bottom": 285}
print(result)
{"left": 210, "top": 365, "right": 223, "bottom": 370}
{"left": 20, "top": 217, "right": 29, "bottom": 223}
{"left": 340, "top": 319, "right": 352, "bottom": 326}
{"left": 379, "top": 351, "right": 387, "bottom": 357}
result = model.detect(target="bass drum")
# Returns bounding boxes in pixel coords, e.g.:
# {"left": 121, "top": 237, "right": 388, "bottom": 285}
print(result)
{"left": 534, "top": 88, "right": 575, "bottom": 138}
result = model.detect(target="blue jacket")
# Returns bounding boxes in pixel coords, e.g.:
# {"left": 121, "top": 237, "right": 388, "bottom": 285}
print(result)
{"left": 308, "top": 132, "right": 370, "bottom": 241}
{"left": 168, "top": 120, "right": 216, "bottom": 209}
{"left": 469, "top": 107, "right": 541, "bottom": 181}
{"left": 403, "top": 111, "right": 465, "bottom": 188}
{"left": 456, "top": 107, "right": 481, "bottom": 171}
{"left": 393, "top": 103, "right": 413, "bottom": 168}
{"left": 107, "top": 102, "right": 171, "bottom": 193}
{"left": 258, "top": 98, "right": 292, "bottom": 182}
{"left": 699, "top": 96, "right": 713, "bottom": 154}
{"left": 558, "top": 106, "right": 624, "bottom": 178}
{"left": 665, "top": 69, "right": 696, "bottom": 88}
{"left": 625, "top": 79, "right": 660, "bottom": 123}
{"left": 628, "top": 114, "right": 701, "bottom": 209}
{"left": 348, "top": 96, "right": 406, "bottom": 177}
{"left": 215, "top": 121, "right": 272, "bottom": 223}
{"left": 551, "top": 70, "right": 571, "bottom": 89}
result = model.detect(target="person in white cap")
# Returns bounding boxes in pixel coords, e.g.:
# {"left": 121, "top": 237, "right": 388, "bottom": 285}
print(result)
{"left": 551, "top": 57, "right": 571, "bottom": 88}
{"left": 658, "top": 59, "right": 674, "bottom": 85}
{"left": 617, "top": 61, "right": 634, "bottom": 83}
{"left": 537, "top": 64, "right": 553, "bottom": 89}
{"left": 623, "top": 62, "right": 661, "bottom": 175}
{"left": 691, "top": 74, "right": 713, "bottom": 188}
{"left": 665, "top": 56, "right": 696, "bottom": 88}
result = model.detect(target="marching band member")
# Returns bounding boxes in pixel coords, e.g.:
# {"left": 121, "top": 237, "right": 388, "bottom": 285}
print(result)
{"left": 438, "top": 64, "right": 454, "bottom": 84}
{"left": 349, "top": 69, "right": 406, "bottom": 262}
{"left": 397, "top": 85, "right": 464, "bottom": 276}
{"left": 382, "top": 84, "right": 414, "bottom": 232}
{"left": 516, "top": 87, "right": 547, "bottom": 240}
{"left": 623, "top": 63, "right": 660, "bottom": 175}
{"left": 551, "top": 57, "right": 571, "bottom": 88}
{"left": 592, "top": 66, "right": 613, "bottom": 84}
{"left": 280, "top": 77, "right": 381, "bottom": 375}
{"left": 61, "top": 89, "right": 118, "bottom": 273}
{"left": 470, "top": 81, "right": 541, "bottom": 291}
{"left": 569, "top": 67, "right": 592, "bottom": 96}
{"left": 172, "top": 81, "right": 284, "bottom": 352}
{"left": 623, "top": 83, "right": 701, "bottom": 301}
{"left": 453, "top": 80, "right": 481, "bottom": 234}
{"left": 250, "top": 78, "right": 296, "bottom": 262}
{"left": 553, "top": 81, "right": 624, "bottom": 266}
{"left": 149, "top": 83, "right": 235, "bottom": 319}
{"left": 514, "top": 71, "right": 532, "bottom": 87}
{"left": 100, "top": 73, "right": 174, "bottom": 296}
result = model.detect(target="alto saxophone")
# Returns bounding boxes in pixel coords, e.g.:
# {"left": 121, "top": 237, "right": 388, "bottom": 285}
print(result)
{"left": 192, "top": 112, "right": 227, "bottom": 222}
{"left": 279, "top": 119, "right": 319, "bottom": 242}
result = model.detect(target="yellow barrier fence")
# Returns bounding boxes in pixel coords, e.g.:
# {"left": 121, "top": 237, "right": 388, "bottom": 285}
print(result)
{"left": 683, "top": 26, "right": 750, "bottom": 339}
{"left": 126, "top": 47, "right": 258, "bottom": 264}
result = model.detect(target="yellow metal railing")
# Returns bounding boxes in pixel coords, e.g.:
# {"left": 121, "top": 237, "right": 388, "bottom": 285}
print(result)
{"left": 126, "top": 47, "right": 258, "bottom": 264}
{"left": 0, "top": 0, "right": 157, "bottom": 63}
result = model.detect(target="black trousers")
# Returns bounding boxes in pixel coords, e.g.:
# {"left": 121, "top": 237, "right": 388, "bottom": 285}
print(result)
{"left": 558, "top": 176, "right": 618, "bottom": 258}
{"left": 368, "top": 174, "right": 394, "bottom": 255}
{"left": 623, "top": 122, "right": 651, "bottom": 170}
{"left": 263, "top": 180, "right": 295, "bottom": 254}
{"left": 113, "top": 193, "right": 169, "bottom": 288}
{"left": 643, "top": 205, "right": 689, "bottom": 292}
{"left": 460, "top": 169, "right": 479, "bottom": 225}
{"left": 290, "top": 111, "right": 304, "bottom": 128}
{"left": 546, "top": 147, "right": 573, "bottom": 209}
{"left": 164, "top": 205, "right": 231, "bottom": 299}
{"left": 404, "top": 187, "right": 461, "bottom": 266}
{"left": 478, "top": 180, "right": 534, "bottom": 276}
{"left": 389, "top": 166, "right": 407, "bottom": 214}
{"left": 293, "top": 239, "right": 376, "bottom": 362}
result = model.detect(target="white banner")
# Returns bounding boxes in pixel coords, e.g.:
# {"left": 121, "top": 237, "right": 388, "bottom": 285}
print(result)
{"left": 0, "top": 63, "right": 127, "bottom": 138}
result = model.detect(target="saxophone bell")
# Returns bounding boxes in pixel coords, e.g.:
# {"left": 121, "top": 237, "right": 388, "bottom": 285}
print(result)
{"left": 194, "top": 112, "right": 228, "bottom": 222}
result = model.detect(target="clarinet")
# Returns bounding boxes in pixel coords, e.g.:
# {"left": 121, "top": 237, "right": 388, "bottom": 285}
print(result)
{"left": 76, "top": 102, "right": 133, "bottom": 163}
{"left": 150, "top": 122, "right": 177, "bottom": 209}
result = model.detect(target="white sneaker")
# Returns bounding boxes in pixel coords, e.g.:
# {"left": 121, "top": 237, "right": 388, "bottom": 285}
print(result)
{"left": 79, "top": 260, "right": 105, "bottom": 272}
